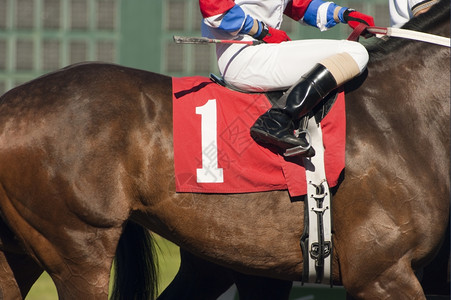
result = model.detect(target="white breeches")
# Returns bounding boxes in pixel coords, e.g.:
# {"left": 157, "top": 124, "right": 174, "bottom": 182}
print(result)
{"left": 217, "top": 39, "right": 369, "bottom": 92}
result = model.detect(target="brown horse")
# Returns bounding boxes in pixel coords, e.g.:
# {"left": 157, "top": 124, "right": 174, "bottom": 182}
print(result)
{"left": 0, "top": 0, "right": 448, "bottom": 299}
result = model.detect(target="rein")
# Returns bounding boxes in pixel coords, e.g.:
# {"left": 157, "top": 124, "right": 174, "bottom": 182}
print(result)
{"left": 348, "top": 23, "right": 451, "bottom": 47}
{"left": 175, "top": 25, "right": 450, "bottom": 48}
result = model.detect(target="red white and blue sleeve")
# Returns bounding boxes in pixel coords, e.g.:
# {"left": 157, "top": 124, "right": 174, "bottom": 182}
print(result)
{"left": 199, "top": 0, "right": 255, "bottom": 36}
{"left": 285, "top": 0, "right": 348, "bottom": 31}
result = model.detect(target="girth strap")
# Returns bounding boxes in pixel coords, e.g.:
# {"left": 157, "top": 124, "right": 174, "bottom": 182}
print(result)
{"left": 300, "top": 116, "right": 333, "bottom": 285}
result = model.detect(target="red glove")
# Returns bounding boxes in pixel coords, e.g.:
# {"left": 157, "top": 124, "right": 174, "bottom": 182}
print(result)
{"left": 253, "top": 22, "right": 291, "bottom": 44}
{"left": 343, "top": 9, "right": 375, "bottom": 29}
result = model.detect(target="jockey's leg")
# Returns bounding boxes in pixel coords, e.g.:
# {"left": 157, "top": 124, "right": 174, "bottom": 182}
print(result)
{"left": 250, "top": 52, "right": 360, "bottom": 156}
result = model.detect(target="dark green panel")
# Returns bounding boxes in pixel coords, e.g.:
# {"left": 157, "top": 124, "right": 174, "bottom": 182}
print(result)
{"left": 119, "top": 0, "right": 163, "bottom": 72}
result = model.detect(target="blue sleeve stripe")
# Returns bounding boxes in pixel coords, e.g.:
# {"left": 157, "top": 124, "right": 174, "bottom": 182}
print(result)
{"left": 337, "top": 7, "right": 347, "bottom": 23}
{"left": 326, "top": 3, "right": 346, "bottom": 22}
{"left": 303, "top": 0, "right": 324, "bottom": 27}
{"left": 218, "top": 4, "right": 254, "bottom": 34}
{"left": 304, "top": 0, "right": 348, "bottom": 29}
{"left": 326, "top": 3, "right": 336, "bottom": 24}
{"left": 241, "top": 14, "right": 254, "bottom": 34}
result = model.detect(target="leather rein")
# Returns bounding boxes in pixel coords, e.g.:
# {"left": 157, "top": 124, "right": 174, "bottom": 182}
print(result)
{"left": 348, "top": 23, "right": 450, "bottom": 47}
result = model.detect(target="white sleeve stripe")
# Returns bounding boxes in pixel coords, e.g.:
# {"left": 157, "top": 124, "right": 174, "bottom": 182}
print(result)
{"left": 204, "top": 13, "right": 226, "bottom": 28}
{"left": 317, "top": 2, "right": 332, "bottom": 31}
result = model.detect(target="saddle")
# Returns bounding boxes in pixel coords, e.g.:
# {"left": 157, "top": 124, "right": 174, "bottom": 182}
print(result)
{"left": 210, "top": 73, "right": 338, "bottom": 117}
{"left": 210, "top": 73, "right": 339, "bottom": 139}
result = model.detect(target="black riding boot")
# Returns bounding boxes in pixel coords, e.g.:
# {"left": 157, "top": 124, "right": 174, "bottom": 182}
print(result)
{"left": 250, "top": 64, "right": 338, "bottom": 156}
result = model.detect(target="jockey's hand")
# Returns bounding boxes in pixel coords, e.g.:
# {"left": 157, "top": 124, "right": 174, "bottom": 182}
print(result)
{"left": 253, "top": 21, "right": 291, "bottom": 44}
{"left": 343, "top": 9, "right": 375, "bottom": 29}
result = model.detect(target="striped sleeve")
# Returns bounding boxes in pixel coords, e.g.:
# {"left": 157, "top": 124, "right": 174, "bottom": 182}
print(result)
{"left": 201, "top": 2, "right": 255, "bottom": 35}
{"left": 297, "top": 0, "right": 348, "bottom": 31}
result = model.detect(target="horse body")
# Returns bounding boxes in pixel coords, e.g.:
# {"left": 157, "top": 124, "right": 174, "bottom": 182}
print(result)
{"left": 0, "top": 1, "right": 449, "bottom": 299}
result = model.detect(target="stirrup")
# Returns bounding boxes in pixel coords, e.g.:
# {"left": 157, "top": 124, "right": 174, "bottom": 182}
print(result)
{"left": 284, "top": 144, "right": 312, "bottom": 157}
{"left": 283, "top": 130, "right": 312, "bottom": 157}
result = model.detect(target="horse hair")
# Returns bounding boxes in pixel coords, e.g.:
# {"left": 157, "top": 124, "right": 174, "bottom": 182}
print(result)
{"left": 110, "top": 221, "right": 159, "bottom": 300}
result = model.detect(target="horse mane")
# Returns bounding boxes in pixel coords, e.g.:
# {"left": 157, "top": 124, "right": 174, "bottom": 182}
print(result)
{"left": 366, "top": 0, "right": 450, "bottom": 59}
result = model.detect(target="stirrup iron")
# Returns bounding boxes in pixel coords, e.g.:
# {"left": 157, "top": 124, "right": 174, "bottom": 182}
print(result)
{"left": 283, "top": 130, "right": 311, "bottom": 157}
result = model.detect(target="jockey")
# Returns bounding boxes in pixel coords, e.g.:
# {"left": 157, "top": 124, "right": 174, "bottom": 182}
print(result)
{"left": 200, "top": 0, "right": 374, "bottom": 156}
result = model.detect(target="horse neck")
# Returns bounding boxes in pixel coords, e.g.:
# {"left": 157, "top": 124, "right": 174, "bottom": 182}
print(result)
{"left": 365, "top": 16, "right": 450, "bottom": 113}
{"left": 344, "top": 18, "right": 450, "bottom": 191}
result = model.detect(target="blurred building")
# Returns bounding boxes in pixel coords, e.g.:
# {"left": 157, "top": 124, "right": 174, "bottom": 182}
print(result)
{"left": 0, "top": 0, "right": 389, "bottom": 94}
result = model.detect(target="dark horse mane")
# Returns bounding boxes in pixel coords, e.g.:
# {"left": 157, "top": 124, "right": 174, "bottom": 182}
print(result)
{"left": 366, "top": 0, "right": 450, "bottom": 59}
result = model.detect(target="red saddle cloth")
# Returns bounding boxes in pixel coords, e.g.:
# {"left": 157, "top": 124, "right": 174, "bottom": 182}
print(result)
{"left": 172, "top": 76, "right": 345, "bottom": 197}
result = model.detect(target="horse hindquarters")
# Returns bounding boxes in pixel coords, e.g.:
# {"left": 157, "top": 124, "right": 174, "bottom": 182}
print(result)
{"left": 0, "top": 63, "right": 170, "bottom": 299}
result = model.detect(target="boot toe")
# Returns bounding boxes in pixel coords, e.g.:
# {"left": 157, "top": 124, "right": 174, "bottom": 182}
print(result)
{"left": 250, "top": 109, "right": 312, "bottom": 156}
